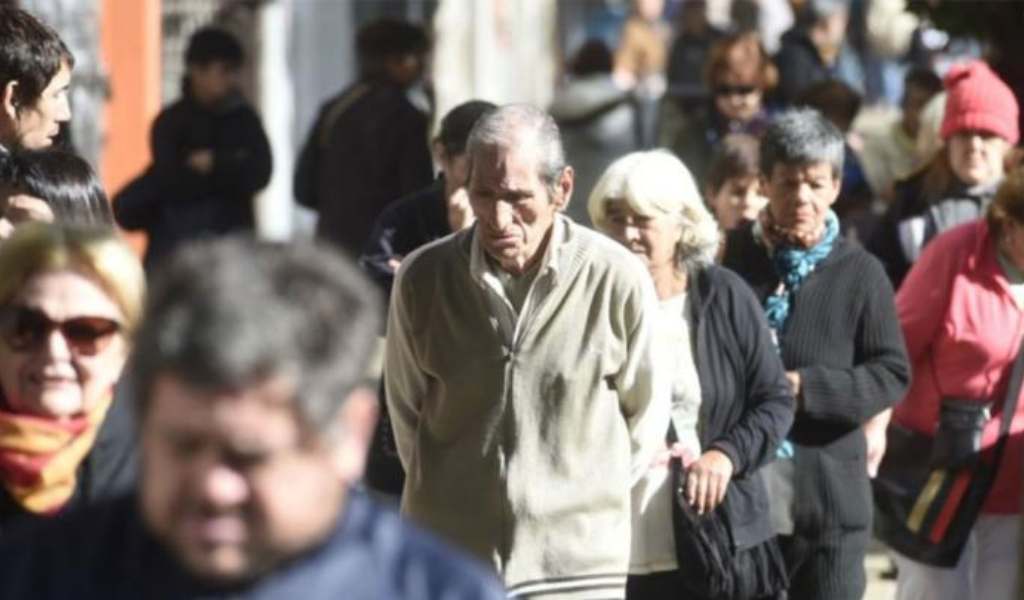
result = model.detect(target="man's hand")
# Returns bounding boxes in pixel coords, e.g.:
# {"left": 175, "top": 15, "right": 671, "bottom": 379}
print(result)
{"left": 685, "top": 449, "right": 734, "bottom": 515}
{"left": 186, "top": 149, "right": 215, "bottom": 174}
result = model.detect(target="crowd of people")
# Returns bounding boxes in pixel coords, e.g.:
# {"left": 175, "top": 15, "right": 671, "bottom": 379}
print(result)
{"left": 0, "top": 2, "right": 1019, "bottom": 600}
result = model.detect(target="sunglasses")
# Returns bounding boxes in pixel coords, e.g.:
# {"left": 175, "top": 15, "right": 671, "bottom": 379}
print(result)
{"left": 714, "top": 85, "right": 758, "bottom": 97}
{"left": 0, "top": 306, "right": 122, "bottom": 356}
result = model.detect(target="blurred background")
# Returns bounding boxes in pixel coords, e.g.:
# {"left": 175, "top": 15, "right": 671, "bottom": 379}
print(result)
{"left": 12, "top": 0, "right": 1020, "bottom": 243}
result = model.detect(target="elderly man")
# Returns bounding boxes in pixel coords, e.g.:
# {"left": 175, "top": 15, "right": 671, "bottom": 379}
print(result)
{"left": 0, "top": 237, "right": 505, "bottom": 600}
{"left": 722, "top": 108, "right": 910, "bottom": 600}
{"left": 0, "top": 6, "right": 73, "bottom": 151}
{"left": 385, "top": 104, "right": 669, "bottom": 599}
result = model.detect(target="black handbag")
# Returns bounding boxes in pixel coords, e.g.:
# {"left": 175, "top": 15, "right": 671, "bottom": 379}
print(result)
{"left": 668, "top": 454, "right": 788, "bottom": 600}
{"left": 873, "top": 336, "right": 1024, "bottom": 567}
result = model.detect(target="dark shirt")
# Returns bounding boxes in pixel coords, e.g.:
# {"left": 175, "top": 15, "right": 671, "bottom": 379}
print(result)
{"left": 0, "top": 490, "right": 505, "bottom": 599}
{"left": 294, "top": 82, "right": 434, "bottom": 257}
{"left": 774, "top": 28, "right": 865, "bottom": 106}
{"left": 866, "top": 171, "right": 995, "bottom": 288}
{"left": 113, "top": 91, "right": 272, "bottom": 270}
{"left": 668, "top": 105, "right": 771, "bottom": 188}
{"left": 359, "top": 177, "right": 450, "bottom": 297}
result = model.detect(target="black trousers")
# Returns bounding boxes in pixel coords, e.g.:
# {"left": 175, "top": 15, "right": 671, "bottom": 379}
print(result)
{"left": 777, "top": 528, "right": 869, "bottom": 600}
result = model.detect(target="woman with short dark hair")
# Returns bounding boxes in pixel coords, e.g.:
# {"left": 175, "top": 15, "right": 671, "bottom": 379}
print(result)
{"left": 0, "top": 149, "right": 113, "bottom": 239}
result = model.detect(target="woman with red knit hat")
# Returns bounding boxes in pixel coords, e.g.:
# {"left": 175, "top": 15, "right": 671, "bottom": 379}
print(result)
{"left": 867, "top": 60, "right": 1019, "bottom": 288}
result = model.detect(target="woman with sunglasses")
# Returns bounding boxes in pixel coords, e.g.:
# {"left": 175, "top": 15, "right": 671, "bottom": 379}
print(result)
{"left": 0, "top": 223, "right": 143, "bottom": 531}
{"left": 659, "top": 31, "right": 777, "bottom": 188}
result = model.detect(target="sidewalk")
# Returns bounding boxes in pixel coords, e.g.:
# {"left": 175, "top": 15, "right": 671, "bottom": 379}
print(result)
{"left": 865, "top": 549, "right": 897, "bottom": 599}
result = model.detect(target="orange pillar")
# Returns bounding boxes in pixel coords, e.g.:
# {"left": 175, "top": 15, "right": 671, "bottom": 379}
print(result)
{"left": 100, "top": 0, "right": 161, "bottom": 254}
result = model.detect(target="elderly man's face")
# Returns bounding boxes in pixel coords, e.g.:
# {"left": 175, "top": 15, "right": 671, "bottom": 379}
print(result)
{"left": 139, "top": 374, "right": 374, "bottom": 586}
{"left": 468, "top": 139, "right": 572, "bottom": 275}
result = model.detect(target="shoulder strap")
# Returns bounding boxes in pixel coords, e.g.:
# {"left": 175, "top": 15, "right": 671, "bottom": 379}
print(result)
{"left": 317, "top": 83, "right": 372, "bottom": 149}
{"left": 998, "top": 333, "right": 1024, "bottom": 439}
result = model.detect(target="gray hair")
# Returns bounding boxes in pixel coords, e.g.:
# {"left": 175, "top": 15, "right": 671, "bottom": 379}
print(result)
{"left": 760, "top": 108, "right": 845, "bottom": 178}
{"left": 588, "top": 150, "right": 720, "bottom": 270}
{"left": 130, "top": 236, "right": 381, "bottom": 437}
{"left": 466, "top": 103, "right": 567, "bottom": 192}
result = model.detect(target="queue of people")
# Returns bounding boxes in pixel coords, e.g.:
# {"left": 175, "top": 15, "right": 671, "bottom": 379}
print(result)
{"left": 0, "top": 3, "right": 1020, "bottom": 600}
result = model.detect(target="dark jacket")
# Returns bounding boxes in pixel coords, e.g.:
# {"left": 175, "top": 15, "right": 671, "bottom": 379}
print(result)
{"left": 866, "top": 168, "right": 996, "bottom": 288}
{"left": 662, "top": 104, "right": 770, "bottom": 188}
{"left": 359, "top": 177, "right": 450, "bottom": 297}
{"left": 688, "top": 265, "right": 795, "bottom": 549}
{"left": 774, "top": 28, "right": 865, "bottom": 106}
{"left": 114, "top": 91, "right": 272, "bottom": 270}
{"left": 0, "top": 392, "right": 135, "bottom": 536}
{"left": 0, "top": 490, "right": 505, "bottom": 599}
{"left": 665, "top": 26, "right": 724, "bottom": 112}
{"left": 294, "top": 82, "right": 434, "bottom": 257}
{"left": 723, "top": 225, "right": 910, "bottom": 535}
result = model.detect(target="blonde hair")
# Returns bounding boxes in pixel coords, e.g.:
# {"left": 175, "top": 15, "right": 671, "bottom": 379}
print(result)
{"left": 588, "top": 150, "right": 720, "bottom": 267}
{"left": 0, "top": 223, "right": 145, "bottom": 332}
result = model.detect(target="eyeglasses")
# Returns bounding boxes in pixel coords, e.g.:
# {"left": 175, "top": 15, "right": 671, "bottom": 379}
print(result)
{"left": 0, "top": 306, "right": 122, "bottom": 356}
{"left": 714, "top": 84, "right": 758, "bottom": 97}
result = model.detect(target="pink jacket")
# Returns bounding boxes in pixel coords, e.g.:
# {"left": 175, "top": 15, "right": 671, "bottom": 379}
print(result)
{"left": 894, "top": 220, "right": 1024, "bottom": 514}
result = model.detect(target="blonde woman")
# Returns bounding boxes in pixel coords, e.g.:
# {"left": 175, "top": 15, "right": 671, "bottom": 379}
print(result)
{"left": 0, "top": 223, "right": 144, "bottom": 529}
{"left": 589, "top": 150, "right": 792, "bottom": 599}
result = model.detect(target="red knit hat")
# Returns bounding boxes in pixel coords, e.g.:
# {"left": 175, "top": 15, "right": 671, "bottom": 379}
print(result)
{"left": 941, "top": 60, "right": 1019, "bottom": 145}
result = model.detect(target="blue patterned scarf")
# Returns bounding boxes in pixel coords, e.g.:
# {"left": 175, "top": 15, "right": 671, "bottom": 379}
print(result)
{"left": 759, "top": 210, "right": 840, "bottom": 342}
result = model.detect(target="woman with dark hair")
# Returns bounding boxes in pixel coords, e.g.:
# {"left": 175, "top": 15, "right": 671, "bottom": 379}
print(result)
{"left": 0, "top": 149, "right": 113, "bottom": 237}
{"left": 704, "top": 133, "right": 768, "bottom": 232}
{"left": 659, "top": 31, "right": 777, "bottom": 187}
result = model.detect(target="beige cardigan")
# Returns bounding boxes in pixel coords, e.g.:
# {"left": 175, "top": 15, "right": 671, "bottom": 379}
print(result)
{"left": 385, "top": 216, "right": 669, "bottom": 599}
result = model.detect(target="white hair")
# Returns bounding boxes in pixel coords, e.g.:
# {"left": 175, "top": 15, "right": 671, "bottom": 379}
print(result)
{"left": 588, "top": 150, "right": 720, "bottom": 268}
{"left": 465, "top": 103, "right": 566, "bottom": 191}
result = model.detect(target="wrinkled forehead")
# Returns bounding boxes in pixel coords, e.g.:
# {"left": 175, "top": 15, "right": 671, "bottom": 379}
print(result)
{"left": 469, "top": 138, "right": 545, "bottom": 188}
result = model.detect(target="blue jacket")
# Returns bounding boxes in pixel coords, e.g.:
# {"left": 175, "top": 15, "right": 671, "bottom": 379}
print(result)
{"left": 0, "top": 490, "right": 505, "bottom": 599}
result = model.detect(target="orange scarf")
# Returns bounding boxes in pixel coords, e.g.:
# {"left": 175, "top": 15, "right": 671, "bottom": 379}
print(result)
{"left": 0, "top": 394, "right": 113, "bottom": 514}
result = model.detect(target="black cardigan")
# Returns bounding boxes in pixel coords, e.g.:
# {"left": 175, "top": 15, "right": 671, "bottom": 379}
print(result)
{"left": 722, "top": 225, "right": 911, "bottom": 534}
{"left": 687, "top": 265, "right": 795, "bottom": 549}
